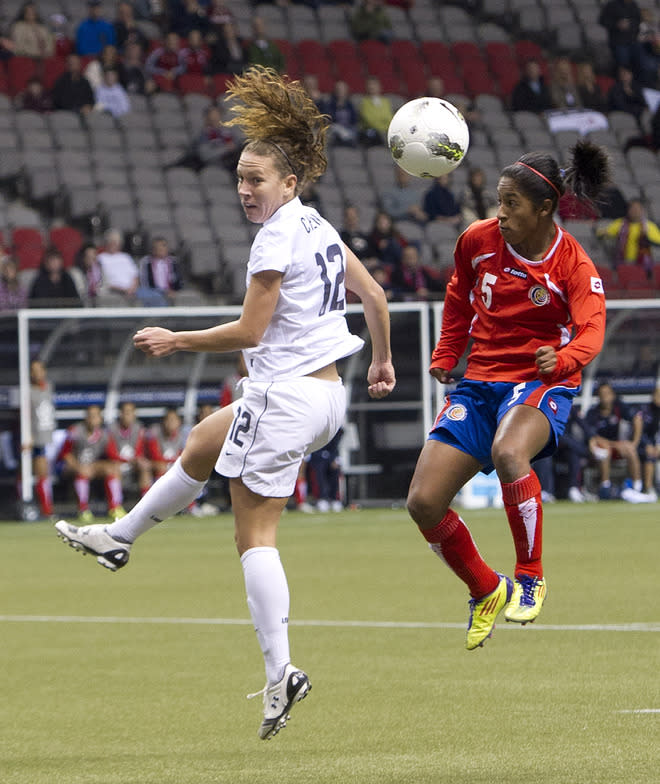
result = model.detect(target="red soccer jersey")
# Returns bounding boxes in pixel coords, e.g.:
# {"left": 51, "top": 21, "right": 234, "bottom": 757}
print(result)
{"left": 431, "top": 218, "right": 606, "bottom": 387}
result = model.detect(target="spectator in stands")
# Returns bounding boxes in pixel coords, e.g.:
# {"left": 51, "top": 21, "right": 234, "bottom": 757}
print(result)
{"left": 51, "top": 53, "right": 95, "bottom": 114}
{"left": 381, "top": 165, "right": 427, "bottom": 224}
{"left": 358, "top": 75, "right": 393, "bottom": 146}
{"left": 596, "top": 197, "right": 660, "bottom": 274}
{"left": 76, "top": 0, "right": 116, "bottom": 56}
{"left": 246, "top": 16, "right": 285, "bottom": 73}
{"left": 147, "top": 407, "right": 187, "bottom": 479}
{"left": 107, "top": 401, "right": 153, "bottom": 499}
{"left": 58, "top": 404, "right": 125, "bottom": 521}
{"left": 145, "top": 31, "right": 186, "bottom": 85}
{"left": 97, "top": 228, "right": 164, "bottom": 306}
{"left": 209, "top": 20, "right": 247, "bottom": 75}
{"left": 138, "top": 236, "right": 184, "bottom": 305}
{"left": 607, "top": 65, "right": 647, "bottom": 125}
{"left": 638, "top": 384, "right": 660, "bottom": 500}
{"left": 181, "top": 27, "right": 211, "bottom": 76}
{"left": 323, "top": 80, "right": 359, "bottom": 147}
{"left": 350, "top": 0, "right": 393, "bottom": 44}
{"left": 549, "top": 56, "right": 583, "bottom": 110}
{"left": 123, "top": 40, "right": 157, "bottom": 95}
{"left": 28, "top": 249, "right": 82, "bottom": 307}
{"left": 599, "top": 0, "right": 643, "bottom": 76}
{"left": 207, "top": 0, "right": 236, "bottom": 36}
{"left": 510, "top": 58, "right": 553, "bottom": 113}
{"left": 366, "top": 209, "right": 406, "bottom": 268}
{"left": 85, "top": 43, "right": 127, "bottom": 90}
{"left": 339, "top": 204, "right": 371, "bottom": 262}
{"left": 94, "top": 67, "right": 131, "bottom": 117}
{"left": 114, "top": 1, "right": 148, "bottom": 53}
{"left": 575, "top": 61, "right": 608, "bottom": 113}
{"left": 299, "top": 180, "right": 323, "bottom": 213}
{"left": 173, "top": 104, "right": 240, "bottom": 171}
{"left": 389, "top": 242, "right": 443, "bottom": 302}
{"left": 585, "top": 381, "right": 649, "bottom": 502}
{"left": 460, "top": 167, "right": 498, "bottom": 226}
{"left": 422, "top": 173, "right": 462, "bottom": 228}
{"left": 25, "top": 359, "right": 57, "bottom": 518}
{"left": 170, "top": 0, "right": 210, "bottom": 37}
{"left": 10, "top": 2, "right": 54, "bottom": 58}
{"left": 74, "top": 242, "right": 102, "bottom": 305}
{"left": 0, "top": 255, "right": 28, "bottom": 311}
{"left": 14, "top": 76, "right": 52, "bottom": 112}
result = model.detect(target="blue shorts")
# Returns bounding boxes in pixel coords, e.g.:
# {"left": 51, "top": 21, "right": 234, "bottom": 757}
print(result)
{"left": 429, "top": 379, "right": 579, "bottom": 474}
{"left": 32, "top": 446, "right": 47, "bottom": 458}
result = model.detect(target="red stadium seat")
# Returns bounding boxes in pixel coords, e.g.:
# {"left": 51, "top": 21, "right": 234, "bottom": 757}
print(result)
{"left": 616, "top": 264, "right": 651, "bottom": 291}
{"left": 515, "top": 40, "right": 543, "bottom": 65}
{"left": 49, "top": 226, "right": 83, "bottom": 267}
{"left": 15, "top": 245, "right": 43, "bottom": 269}
{"left": 212, "top": 73, "right": 232, "bottom": 97}
{"left": 451, "top": 41, "right": 483, "bottom": 66}
{"left": 327, "top": 39, "right": 360, "bottom": 63}
{"left": 652, "top": 264, "right": 660, "bottom": 289}
{"left": 42, "top": 56, "right": 67, "bottom": 90}
{"left": 178, "top": 73, "right": 210, "bottom": 95}
{"left": 8, "top": 56, "right": 39, "bottom": 96}
{"left": 12, "top": 227, "right": 44, "bottom": 251}
{"left": 461, "top": 62, "right": 498, "bottom": 97}
{"left": 153, "top": 75, "right": 177, "bottom": 93}
{"left": 297, "top": 39, "right": 327, "bottom": 68}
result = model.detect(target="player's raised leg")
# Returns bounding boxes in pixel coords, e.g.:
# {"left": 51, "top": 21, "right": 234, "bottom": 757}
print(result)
{"left": 55, "top": 407, "right": 234, "bottom": 570}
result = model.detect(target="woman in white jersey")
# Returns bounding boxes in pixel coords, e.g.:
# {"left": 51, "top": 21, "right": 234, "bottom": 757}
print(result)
{"left": 55, "top": 66, "right": 396, "bottom": 740}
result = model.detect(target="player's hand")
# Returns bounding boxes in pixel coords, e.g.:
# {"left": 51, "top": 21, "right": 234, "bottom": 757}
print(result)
{"left": 535, "top": 345, "right": 557, "bottom": 375}
{"left": 367, "top": 360, "right": 396, "bottom": 399}
{"left": 430, "top": 367, "right": 453, "bottom": 384}
{"left": 133, "top": 327, "right": 178, "bottom": 357}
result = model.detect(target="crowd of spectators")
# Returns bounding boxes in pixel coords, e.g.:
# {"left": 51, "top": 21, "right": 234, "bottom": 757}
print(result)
{"left": 1, "top": 0, "right": 660, "bottom": 311}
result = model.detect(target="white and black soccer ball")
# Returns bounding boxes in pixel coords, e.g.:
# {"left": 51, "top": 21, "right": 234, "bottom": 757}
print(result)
{"left": 387, "top": 97, "right": 470, "bottom": 178}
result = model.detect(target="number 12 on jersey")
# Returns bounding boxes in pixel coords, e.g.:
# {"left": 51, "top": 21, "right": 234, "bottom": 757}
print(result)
{"left": 316, "top": 243, "right": 345, "bottom": 317}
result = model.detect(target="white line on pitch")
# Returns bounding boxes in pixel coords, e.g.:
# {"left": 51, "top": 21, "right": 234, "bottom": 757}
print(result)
{"left": 0, "top": 615, "right": 658, "bottom": 632}
{"left": 615, "top": 709, "right": 660, "bottom": 714}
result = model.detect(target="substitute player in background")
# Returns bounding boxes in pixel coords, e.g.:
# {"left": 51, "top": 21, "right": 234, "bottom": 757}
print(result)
{"left": 56, "top": 65, "right": 395, "bottom": 740}
{"left": 407, "top": 140, "right": 610, "bottom": 650}
{"left": 106, "top": 401, "right": 152, "bottom": 498}
{"left": 24, "top": 359, "right": 56, "bottom": 518}
{"left": 57, "top": 404, "right": 125, "bottom": 521}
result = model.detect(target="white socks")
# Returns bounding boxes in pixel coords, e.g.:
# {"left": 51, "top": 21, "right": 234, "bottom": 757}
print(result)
{"left": 241, "top": 546, "right": 291, "bottom": 686}
{"left": 106, "top": 457, "right": 206, "bottom": 543}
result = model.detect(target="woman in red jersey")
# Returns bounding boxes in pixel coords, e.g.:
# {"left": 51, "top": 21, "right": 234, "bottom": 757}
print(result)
{"left": 407, "top": 140, "right": 610, "bottom": 650}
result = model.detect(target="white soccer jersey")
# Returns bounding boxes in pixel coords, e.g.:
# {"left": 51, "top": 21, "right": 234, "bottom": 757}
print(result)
{"left": 243, "top": 197, "right": 364, "bottom": 380}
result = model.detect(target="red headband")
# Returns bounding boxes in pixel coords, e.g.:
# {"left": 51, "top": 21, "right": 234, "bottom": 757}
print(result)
{"left": 516, "top": 162, "right": 561, "bottom": 198}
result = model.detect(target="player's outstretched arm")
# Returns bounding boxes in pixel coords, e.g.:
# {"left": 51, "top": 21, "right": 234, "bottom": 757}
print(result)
{"left": 134, "top": 271, "right": 282, "bottom": 357}
{"left": 344, "top": 245, "right": 396, "bottom": 399}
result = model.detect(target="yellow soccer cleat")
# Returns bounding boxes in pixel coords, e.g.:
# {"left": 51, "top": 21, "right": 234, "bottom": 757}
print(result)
{"left": 109, "top": 506, "right": 127, "bottom": 521}
{"left": 504, "top": 575, "right": 547, "bottom": 625}
{"left": 466, "top": 574, "right": 513, "bottom": 650}
{"left": 77, "top": 509, "right": 95, "bottom": 524}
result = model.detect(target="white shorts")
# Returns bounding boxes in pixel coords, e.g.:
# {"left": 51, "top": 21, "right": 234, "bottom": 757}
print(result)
{"left": 215, "top": 377, "right": 346, "bottom": 497}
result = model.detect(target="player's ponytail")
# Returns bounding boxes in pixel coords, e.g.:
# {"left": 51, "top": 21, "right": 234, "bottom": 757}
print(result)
{"left": 502, "top": 139, "right": 611, "bottom": 212}
{"left": 562, "top": 139, "right": 611, "bottom": 205}
{"left": 223, "top": 65, "right": 329, "bottom": 192}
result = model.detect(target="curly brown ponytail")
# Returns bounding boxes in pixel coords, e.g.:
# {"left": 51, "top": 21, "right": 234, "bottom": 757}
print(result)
{"left": 223, "top": 65, "right": 329, "bottom": 191}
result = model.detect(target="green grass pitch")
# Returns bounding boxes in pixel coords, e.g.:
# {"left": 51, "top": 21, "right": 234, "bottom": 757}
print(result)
{"left": 1, "top": 502, "right": 658, "bottom": 784}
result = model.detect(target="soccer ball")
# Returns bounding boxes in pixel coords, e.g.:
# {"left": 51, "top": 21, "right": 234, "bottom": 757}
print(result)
{"left": 387, "top": 97, "right": 470, "bottom": 178}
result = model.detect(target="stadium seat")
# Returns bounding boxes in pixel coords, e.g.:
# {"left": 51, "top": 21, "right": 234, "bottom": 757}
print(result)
{"left": 616, "top": 265, "right": 651, "bottom": 292}
{"left": 49, "top": 226, "right": 83, "bottom": 266}
{"left": 178, "top": 73, "right": 210, "bottom": 96}
{"left": 7, "top": 56, "right": 39, "bottom": 96}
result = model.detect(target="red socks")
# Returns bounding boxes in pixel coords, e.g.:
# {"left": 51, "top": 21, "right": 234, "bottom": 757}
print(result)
{"left": 421, "top": 509, "right": 499, "bottom": 599}
{"left": 35, "top": 477, "right": 53, "bottom": 516}
{"left": 501, "top": 471, "right": 543, "bottom": 579}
